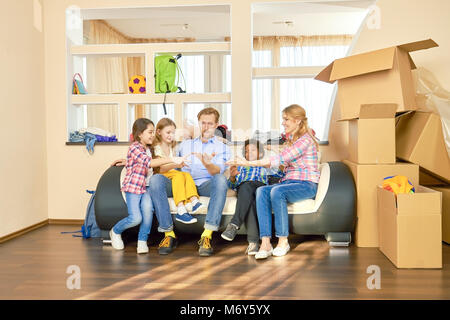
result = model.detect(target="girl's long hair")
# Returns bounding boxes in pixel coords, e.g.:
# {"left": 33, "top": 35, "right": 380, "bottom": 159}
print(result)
{"left": 132, "top": 118, "right": 154, "bottom": 144}
{"left": 282, "top": 104, "right": 318, "bottom": 148}
{"left": 153, "top": 118, "right": 177, "bottom": 150}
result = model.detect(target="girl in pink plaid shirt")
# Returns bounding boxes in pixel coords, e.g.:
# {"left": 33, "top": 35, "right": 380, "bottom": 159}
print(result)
{"left": 227, "top": 104, "right": 320, "bottom": 259}
{"left": 110, "top": 118, "right": 185, "bottom": 254}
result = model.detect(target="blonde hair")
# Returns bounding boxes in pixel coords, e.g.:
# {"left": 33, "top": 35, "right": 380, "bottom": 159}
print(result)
{"left": 282, "top": 104, "right": 318, "bottom": 148}
{"left": 153, "top": 118, "right": 177, "bottom": 149}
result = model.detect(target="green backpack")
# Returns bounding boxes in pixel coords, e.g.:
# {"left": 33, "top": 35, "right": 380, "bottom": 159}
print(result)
{"left": 154, "top": 54, "right": 186, "bottom": 94}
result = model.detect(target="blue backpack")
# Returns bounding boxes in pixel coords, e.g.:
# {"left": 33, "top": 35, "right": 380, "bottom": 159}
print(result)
{"left": 61, "top": 190, "right": 101, "bottom": 238}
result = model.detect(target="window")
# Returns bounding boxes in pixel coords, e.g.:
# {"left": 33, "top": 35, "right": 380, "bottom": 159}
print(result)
{"left": 128, "top": 104, "right": 175, "bottom": 138}
{"left": 184, "top": 103, "right": 232, "bottom": 129}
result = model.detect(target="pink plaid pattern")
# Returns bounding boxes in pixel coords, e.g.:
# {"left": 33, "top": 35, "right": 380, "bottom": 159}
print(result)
{"left": 121, "top": 141, "right": 152, "bottom": 194}
{"left": 270, "top": 133, "right": 320, "bottom": 183}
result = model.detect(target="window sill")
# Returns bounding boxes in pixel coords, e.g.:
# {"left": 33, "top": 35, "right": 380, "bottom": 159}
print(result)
{"left": 65, "top": 142, "right": 130, "bottom": 146}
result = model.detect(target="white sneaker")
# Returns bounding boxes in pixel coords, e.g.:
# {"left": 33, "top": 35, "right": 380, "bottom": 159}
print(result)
{"left": 137, "top": 240, "right": 149, "bottom": 254}
{"left": 273, "top": 244, "right": 290, "bottom": 257}
{"left": 109, "top": 229, "right": 124, "bottom": 250}
{"left": 254, "top": 247, "right": 273, "bottom": 260}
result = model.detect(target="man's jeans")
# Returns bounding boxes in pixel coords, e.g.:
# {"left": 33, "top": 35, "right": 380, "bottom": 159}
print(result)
{"left": 149, "top": 173, "right": 228, "bottom": 232}
{"left": 256, "top": 180, "right": 318, "bottom": 238}
{"left": 113, "top": 191, "right": 154, "bottom": 241}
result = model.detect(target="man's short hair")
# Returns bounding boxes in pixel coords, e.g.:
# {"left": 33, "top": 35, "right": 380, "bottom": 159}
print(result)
{"left": 197, "top": 107, "right": 220, "bottom": 123}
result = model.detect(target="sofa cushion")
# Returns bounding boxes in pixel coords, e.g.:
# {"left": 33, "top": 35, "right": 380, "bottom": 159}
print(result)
{"left": 167, "top": 163, "right": 329, "bottom": 215}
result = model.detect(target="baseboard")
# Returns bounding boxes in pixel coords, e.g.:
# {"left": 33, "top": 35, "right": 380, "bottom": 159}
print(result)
{"left": 48, "top": 219, "right": 84, "bottom": 225}
{"left": 0, "top": 219, "right": 49, "bottom": 244}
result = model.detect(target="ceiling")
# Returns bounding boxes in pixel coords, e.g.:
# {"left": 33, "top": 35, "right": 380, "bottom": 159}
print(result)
{"left": 81, "top": 1, "right": 375, "bottom": 41}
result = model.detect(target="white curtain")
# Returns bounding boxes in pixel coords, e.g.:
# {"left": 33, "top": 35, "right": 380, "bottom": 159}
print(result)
{"left": 252, "top": 50, "right": 272, "bottom": 132}
{"left": 278, "top": 45, "right": 347, "bottom": 140}
{"left": 183, "top": 55, "right": 232, "bottom": 128}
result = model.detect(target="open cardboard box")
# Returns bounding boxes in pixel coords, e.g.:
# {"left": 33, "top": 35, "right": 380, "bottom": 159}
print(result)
{"left": 429, "top": 186, "right": 450, "bottom": 244}
{"left": 343, "top": 160, "right": 419, "bottom": 247}
{"left": 343, "top": 103, "right": 397, "bottom": 164}
{"left": 315, "top": 39, "right": 438, "bottom": 120}
{"left": 396, "top": 111, "right": 450, "bottom": 183}
{"left": 377, "top": 185, "right": 442, "bottom": 268}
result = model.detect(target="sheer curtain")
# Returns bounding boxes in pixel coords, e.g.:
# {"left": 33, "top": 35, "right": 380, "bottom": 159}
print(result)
{"left": 279, "top": 45, "right": 348, "bottom": 140}
{"left": 252, "top": 50, "right": 272, "bottom": 133}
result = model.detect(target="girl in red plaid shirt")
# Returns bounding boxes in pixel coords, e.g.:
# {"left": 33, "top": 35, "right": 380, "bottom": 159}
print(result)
{"left": 110, "top": 118, "right": 186, "bottom": 253}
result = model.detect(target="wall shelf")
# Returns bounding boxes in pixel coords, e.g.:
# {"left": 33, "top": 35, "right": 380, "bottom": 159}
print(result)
{"left": 71, "top": 42, "right": 231, "bottom": 56}
{"left": 252, "top": 66, "right": 324, "bottom": 79}
{"left": 68, "top": 41, "right": 232, "bottom": 142}
{"left": 71, "top": 93, "right": 231, "bottom": 105}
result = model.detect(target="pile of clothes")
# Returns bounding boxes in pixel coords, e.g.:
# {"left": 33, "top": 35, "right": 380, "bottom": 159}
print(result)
{"left": 69, "top": 127, "right": 117, "bottom": 154}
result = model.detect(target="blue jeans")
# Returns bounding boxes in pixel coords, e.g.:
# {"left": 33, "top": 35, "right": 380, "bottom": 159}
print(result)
{"left": 149, "top": 173, "right": 228, "bottom": 232}
{"left": 112, "top": 191, "right": 153, "bottom": 241}
{"left": 256, "top": 180, "right": 318, "bottom": 238}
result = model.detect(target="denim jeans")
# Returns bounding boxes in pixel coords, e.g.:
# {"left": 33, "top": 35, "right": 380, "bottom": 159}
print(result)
{"left": 256, "top": 180, "right": 318, "bottom": 238}
{"left": 148, "top": 174, "right": 175, "bottom": 232}
{"left": 196, "top": 173, "right": 228, "bottom": 231}
{"left": 112, "top": 191, "right": 154, "bottom": 241}
{"left": 149, "top": 173, "right": 228, "bottom": 232}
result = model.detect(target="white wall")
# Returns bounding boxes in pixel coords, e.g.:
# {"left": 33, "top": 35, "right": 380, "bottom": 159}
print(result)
{"left": 0, "top": 0, "right": 48, "bottom": 237}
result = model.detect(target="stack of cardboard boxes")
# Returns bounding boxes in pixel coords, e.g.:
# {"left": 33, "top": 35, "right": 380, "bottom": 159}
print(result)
{"left": 316, "top": 39, "right": 447, "bottom": 268}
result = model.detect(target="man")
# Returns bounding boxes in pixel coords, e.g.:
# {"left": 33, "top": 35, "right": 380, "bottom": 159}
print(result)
{"left": 149, "top": 107, "right": 231, "bottom": 256}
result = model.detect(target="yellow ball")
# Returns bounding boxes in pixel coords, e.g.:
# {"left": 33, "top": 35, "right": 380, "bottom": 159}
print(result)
{"left": 128, "top": 75, "right": 146, "bottom": 94}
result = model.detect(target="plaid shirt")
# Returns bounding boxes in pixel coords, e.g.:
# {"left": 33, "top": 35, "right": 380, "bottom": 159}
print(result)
{"left": 121, "top": 141, "right": 152, "bottom": 194}
{"left": 227, "top": 166, "right": 283, "bottom": 191}
{"left": 269, "top": 133, "right": 320, "bottom": 183}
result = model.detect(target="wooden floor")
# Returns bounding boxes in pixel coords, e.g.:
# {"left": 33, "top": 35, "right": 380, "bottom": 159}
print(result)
{"left": 1, "top": 224, "right": 449, "bottom": 300}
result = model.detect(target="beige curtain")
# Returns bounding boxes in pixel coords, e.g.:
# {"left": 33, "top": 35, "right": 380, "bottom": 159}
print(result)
{"left": 86, "top": 20, "right": 145, "bottom": 132}
{"left": 253, "top": 35, "right": 353, "bottom": 51}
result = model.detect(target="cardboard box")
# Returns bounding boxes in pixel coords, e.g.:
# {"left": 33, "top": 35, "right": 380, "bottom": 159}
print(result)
{"left": 429, "top": 186, "right": 450, "bottom": 244}
{"left": 396, "top": 111, "right": 450, "bottom": 183}
{"left": 343, "top": 160, "right": 419, "bottom": 247}
{"left": 345, "top": 104, "right": 397, "bottom": 164}
{"left": 377, "top": 185, "right": 442, "bottom": 268}
{"left": 315, "top": 39, "right": 438, "bottom": 120}
{"left": 419, "top": 169, "right": 448, "bottom": 186}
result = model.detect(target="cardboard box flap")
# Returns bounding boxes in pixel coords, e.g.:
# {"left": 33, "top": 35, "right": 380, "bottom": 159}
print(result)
{"left": 329, "top": 47, "right": 396, "bottom": 81}
{"left": 337, "top": 103, "right": 398, "bottom": 121}
{"left": 359, "top": 104, "right": 397, "bottom": 119}
{"left": 378, "top": 186, "right": 398, "bottom": 210}
{"left": 397, "top": 39, "right": 438, "bottom": 70}
{"left": 314, "top": 61, "right": 335, "bottom": 84}
{"left": 396, "top": 186, "right": 442, "bottom": 215}
{"left": 397, "top": 39, "right": 439, "bottom": 54}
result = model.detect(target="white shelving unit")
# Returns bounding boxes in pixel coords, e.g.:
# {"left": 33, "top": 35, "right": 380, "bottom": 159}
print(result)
{"left": 69, "top": 42, "right": 231, "bottom": 142}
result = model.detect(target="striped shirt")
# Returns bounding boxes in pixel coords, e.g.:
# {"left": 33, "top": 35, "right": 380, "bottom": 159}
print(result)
{"left": 121, "top": 141, "right": 152, "bottom": 194}
{"left": 227, "top": 166, "right": 283, "bottom": 191}
{"left": 269, "top": 133, "right": 320, "bottom": 183}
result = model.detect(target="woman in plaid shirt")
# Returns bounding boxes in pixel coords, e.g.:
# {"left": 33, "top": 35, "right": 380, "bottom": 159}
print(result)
{"left": 221, "top": 139, "right": 282, "bottom": 255}
{"left": 110, "top": 118, "right": 186, "bottom": 254}
{"left": 227, "top": 104, "right": 320, "bottom": 259}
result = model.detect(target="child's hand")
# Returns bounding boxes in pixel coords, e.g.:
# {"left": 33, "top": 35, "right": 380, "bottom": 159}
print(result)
{"left": 229, "top": 165, "right": 240, "bottom": 177}
{"left": 172, "top": 156, "right": 187, "bottom": 165}
{"left": 226, "top": 157, "right": 248, "bottom": 167}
